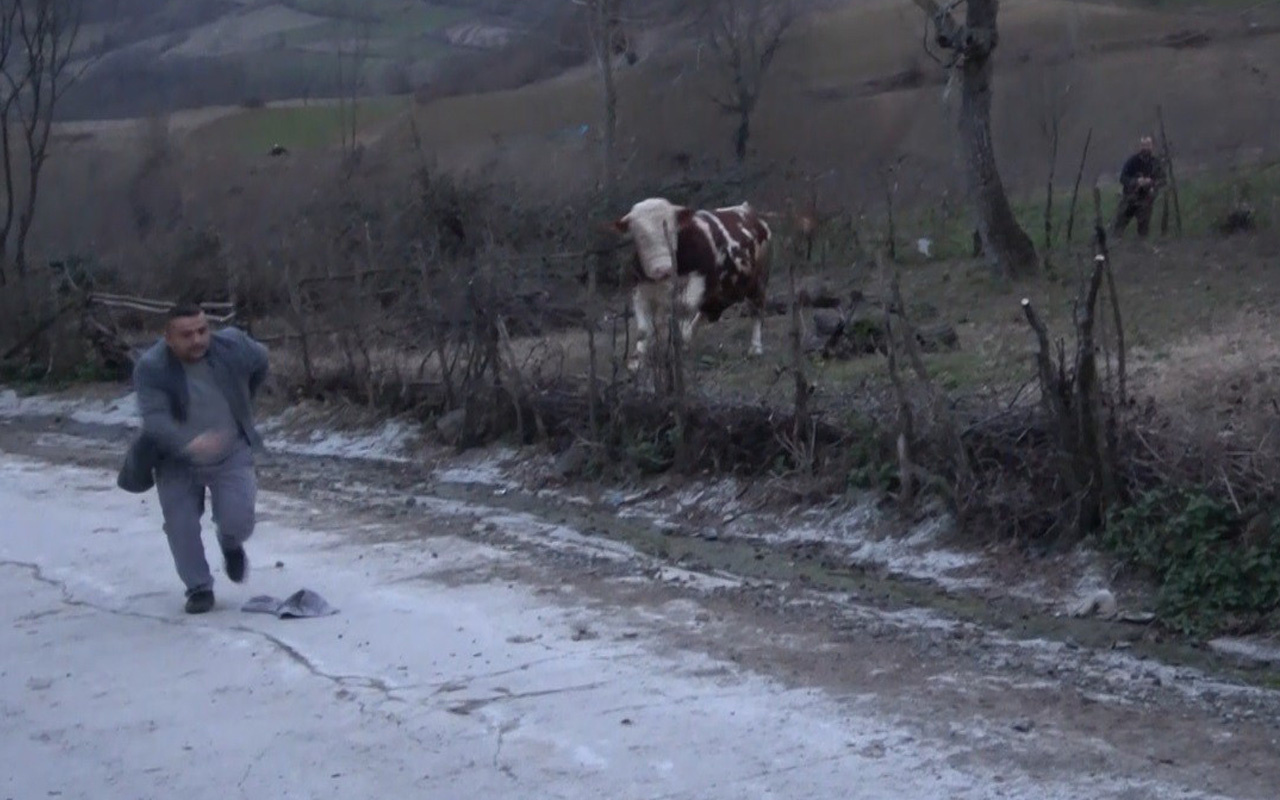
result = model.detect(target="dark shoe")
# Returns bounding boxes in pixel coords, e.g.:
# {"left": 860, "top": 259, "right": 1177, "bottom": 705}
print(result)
{"left": 223, "top": 545, "right": 248, "bottom": 583}
{"left": 185, "top": 589, "right": 215, "bottom": 614}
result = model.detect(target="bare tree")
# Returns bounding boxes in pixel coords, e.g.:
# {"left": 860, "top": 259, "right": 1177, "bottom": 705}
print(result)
{"left": 1031, "top": 57, "right": 1076, "bottom": 264}
{"left": 0, "top": 0, "right": 86, "bottom": 286}
{"left": 694, "top": 0, "right": 797, "bottom": 165}
{"left": 573, "top": 0, "right": 625, "bottom": 203}
{"left": 335, "top": 17, "right": 372, "bottom": 163}
{"left": 912, "top": 0, "right": 1038, "bottom": 278}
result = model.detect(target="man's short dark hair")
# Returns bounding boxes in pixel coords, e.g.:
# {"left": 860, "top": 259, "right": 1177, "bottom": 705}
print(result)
{"left": 166, "top": 302, "right": 205, "bottom": 322}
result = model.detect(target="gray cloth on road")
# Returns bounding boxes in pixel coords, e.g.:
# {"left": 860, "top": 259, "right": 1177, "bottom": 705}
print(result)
{"left": 241, "top": 589, "right": 339, "bottom": 618}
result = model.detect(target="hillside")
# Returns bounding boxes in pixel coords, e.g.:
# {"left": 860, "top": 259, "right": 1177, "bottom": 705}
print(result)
{"left": 383, "top": 0, "right": 1280, "bottom": 208}
{"left": 41, "top": 0, "right": 1280, "bottom": 226}
{"left": 59, "top": 0, "right": 582, "bottom": 120}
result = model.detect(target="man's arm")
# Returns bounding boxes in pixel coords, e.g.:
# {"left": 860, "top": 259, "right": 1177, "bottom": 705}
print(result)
{"left": 133, "top": 361, "right": 189, "bottom": 457}
{"left": 222, "top": 326, "right": 270, "bottom": 397}
{"left": 245, "top": 333, "right": 269, "bottom": 398}
{"left": 1119, "top": 154, "right": 1140, "bottom": 191}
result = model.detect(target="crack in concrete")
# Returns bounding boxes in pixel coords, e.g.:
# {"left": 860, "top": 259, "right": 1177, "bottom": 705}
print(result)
{"left": 2, "top": 559, "right": 185, "bottom": 630}
{"left": 5, "top": 556, "right": 614, "bottom": 739}
{"left": 237, "top": 738, "right": 275, "bottom": 790}
{"left": 229, "top": 624, "right": 406, "bottom": 702}
{"left": 425, "top": 654, "right": 612, "bottom": 695}
{"left": 2, "top": 558, "right": 409, "bottom": 713}
{"left": 493, "top": 718, "right": 520, "bottom": 781}
{"left": 447, "top": 681, "right": 610, "bottom": 716}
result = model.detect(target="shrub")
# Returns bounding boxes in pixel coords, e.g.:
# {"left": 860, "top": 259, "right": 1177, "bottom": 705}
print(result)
{"left": 1104, "top": 487, "right": 1280, "bottom": 637}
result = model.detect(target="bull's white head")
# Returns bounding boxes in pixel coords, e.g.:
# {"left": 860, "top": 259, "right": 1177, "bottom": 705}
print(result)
{"left": 613, "top": 197, "right": 680, "bottom": 281}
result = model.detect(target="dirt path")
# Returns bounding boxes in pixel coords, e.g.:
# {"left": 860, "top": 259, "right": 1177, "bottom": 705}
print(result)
{"left": 2, "top": 397, "right": 1280, "bottom": 796}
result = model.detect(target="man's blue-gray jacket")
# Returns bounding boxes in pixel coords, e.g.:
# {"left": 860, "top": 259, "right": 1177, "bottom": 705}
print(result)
{"left": 117, "top": 327, "right": 269, "bottom": 493}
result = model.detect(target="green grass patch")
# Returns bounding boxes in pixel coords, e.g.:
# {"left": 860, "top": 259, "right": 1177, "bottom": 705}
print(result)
{"left": 896, "top": 159, "right": 1279, "bottom": 265}
{"left": 191, "top": 96, "right": 410, "bottom": 155}
{"left": 279, "top": 5, "right": 467, "bottom": 53}
{"left": 286, "top": 0, "right": 466, "bottom": 27}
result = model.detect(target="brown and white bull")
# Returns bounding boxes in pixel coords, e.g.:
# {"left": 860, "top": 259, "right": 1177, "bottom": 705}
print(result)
{"left": 612, "top": 197, "right": 772, "bottom": 371}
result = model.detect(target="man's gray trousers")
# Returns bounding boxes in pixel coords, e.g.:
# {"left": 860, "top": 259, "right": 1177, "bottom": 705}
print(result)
{"left": 154, "top": 444, "right": 257, "bottom": 595}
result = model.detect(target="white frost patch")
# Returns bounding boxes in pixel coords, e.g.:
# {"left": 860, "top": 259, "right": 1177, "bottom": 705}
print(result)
{"left": 443, "top": 22, "right": 515, "bottom": 49}
{"left": 432, "top": 449, "right": 523, "bottom": 490}
{"left": 653, "top": 565, "right": 743, "bottom": 591}
{"left": 602, "top": 476, "right": 991, "bottom": 595}
{"left": 261, "top": 418, "right": 418, "bottom": 463}
{"left": 476, "top": 511, "right": 638, "bottom": 564}
{"left": 1207, "top": 637, "right": 1280, "bottom": 666}
{"left": 1, "top": 386, "right": 427, "bottom": 464}
{"left": 671, "top": 478, "right": 746, "bottom": 516}
{"left": 767, "top": 507, "right": 985, "bottom": 590}
{"left": 995, "top": 632, "right": 1276, "bottom": 709}
{"left": 0, "top": 388, "right": 139, "bottom": 428}
{"left": 32, "top": 432, "right": 121, "bottom": 453}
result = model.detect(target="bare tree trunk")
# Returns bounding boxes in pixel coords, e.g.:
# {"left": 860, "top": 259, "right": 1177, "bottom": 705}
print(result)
{"left": 593, "top": 0, "right": 619, "bottom": 202}
{"left": 0, "top": 102, "right": 16, "bottom": 286}
{"left": 734, "top": 107, "right": 750, "bottom": 165}
{"left": 1043, "top": 119, "right": 1059, "bottom": 264}
{"left": 1021, "top": 249, "right": 1118, "bottom": 543}
{"left": 884, "top": 308, "right": 915, "bottom": 509}
{"left": 0, "top": 3, "right": 20, "bottom": 285}
{"left": 336, "top": 18, "right": 370, "bottom": 163}
{"left": 786, "top": 242, "right": 810, "bottom": 471}
{"left": 915, "top": 0, "right": 1037, "bottom": 278}
{"left": 698, "top": 0, "right": 797, "bottom": 169}
{"left": 958, "top": 36, "right": 1038, "bottom": 278}
{"left": 601, "top": 59, "right": 617, "bottom": 201}
{"left": 880, "top": 163, "right": 898, "bottom": 261}
{"left": 1064, "top": 127, "right": 1092, "bottom": 246}
{"left": 5, "top": 0, "right": 86, "bottom": 281}
{"left": 1156, "top": 104, "right": 1183, "bottom": 236}
{"left": 586, "top": 252, "right": 600, "bottom": 440}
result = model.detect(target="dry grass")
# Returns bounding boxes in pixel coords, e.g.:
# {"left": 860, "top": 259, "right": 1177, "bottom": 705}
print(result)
{"left": 1134, "top": 310, "right": 1280, "bottom": 442}
{"left": 377, "top": 228, "right": 1280, "bottom": 439}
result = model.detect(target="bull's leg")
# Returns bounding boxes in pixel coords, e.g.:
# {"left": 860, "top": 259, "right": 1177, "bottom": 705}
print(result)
{"left": 748, "top": 288, "right": 765, "bottom": 357}
{"left": 628, "top": 284, "right": 656, "bottom": 372}
{"left": 680, "top": 311, "right": 703, "bottom": 344}
{"left": 678, "top": 274, "right": 706, "bottom": 344}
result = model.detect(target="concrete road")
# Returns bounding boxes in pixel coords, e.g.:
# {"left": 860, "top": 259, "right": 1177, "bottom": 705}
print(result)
{"left": 0, "top": 450, "right": 1265, "bottom": 799}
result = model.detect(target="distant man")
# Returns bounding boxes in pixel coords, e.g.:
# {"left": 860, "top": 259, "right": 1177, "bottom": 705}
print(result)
{"left": 1113, "top": 135, "right": 1166, "bottom": 238}
{"left": 125, "top": 303, "right": 270, "bottom": 614}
